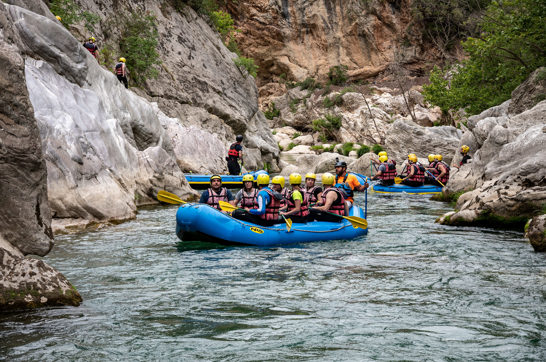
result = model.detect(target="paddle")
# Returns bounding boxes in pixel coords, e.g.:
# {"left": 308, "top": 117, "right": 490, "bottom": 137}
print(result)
{"left": 394, "top": 176, "right": 403, "bottom": 184}
{"left": 310, "top": 208, "right": 368, "bottom": 230}
{"left": 218, "top": 201, "right": 292, "bottom": 232}
{"left": 425, "top": 170, "right": 446, "bottom": 187}
{"left": 157, "top": 190, "right": 187, "bottom": 204}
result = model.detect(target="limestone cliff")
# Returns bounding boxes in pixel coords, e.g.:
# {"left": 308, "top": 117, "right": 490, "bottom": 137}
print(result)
{"left": 437, "top": 68, "right": 546, "bottom": 245}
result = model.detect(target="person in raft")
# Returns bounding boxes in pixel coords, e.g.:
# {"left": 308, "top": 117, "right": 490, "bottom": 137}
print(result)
{"left": 425, "top": 154, "right": 439, "bottom": 184}
{"left": 309, "top": 172, "right": 348, "bottom": 222}
{"left": 199, "top": 175, "right": 234, "bottom": 210}
{"left": 334, "top": 159, "right": 368, "bottom": 208}
{"left": 280, "top": 173, "right": 310, "bottom": 223}
{"left": 302, "top": 172, "right": 322, "bottom": 207}
{"left": 432, "top": 154, "right": 450, "bottom": 186}
{"left": 231, "top": 174, "right": 284, "bottom": 226}
{"left": 400, "top": 153, "right": 425, "bottom": 187}
{"left": 371, "top": 154, "right": 397, "bottom": 186}
{"left": 231, "top": 174, "right": 259, "bottom": 209}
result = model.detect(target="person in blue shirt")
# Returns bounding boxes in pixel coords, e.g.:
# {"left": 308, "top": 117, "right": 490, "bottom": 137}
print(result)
{"left": 232, "top": 174, "right": 283, "bottom": 226}
{"left": 199, "top": 175, "right": 234, "bottom": 210}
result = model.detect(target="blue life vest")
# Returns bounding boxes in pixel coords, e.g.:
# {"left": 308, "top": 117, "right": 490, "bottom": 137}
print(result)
{"left": 334, "top": 174, "right": 353, "bottom": 199}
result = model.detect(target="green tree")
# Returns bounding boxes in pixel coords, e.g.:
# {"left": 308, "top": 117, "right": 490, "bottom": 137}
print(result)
{"left": 120, "top": 12, "right": 161, "bottom": 86}
{"left": 423, "top": 0, "right": 546, "bottom": 115}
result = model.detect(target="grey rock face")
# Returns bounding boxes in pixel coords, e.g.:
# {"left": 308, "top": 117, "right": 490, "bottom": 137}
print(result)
{"left": 0, "top": 4, "right": 52, "bottom": 256}
{"left": 439, "top": 83, "right": 546, "bottom": 229}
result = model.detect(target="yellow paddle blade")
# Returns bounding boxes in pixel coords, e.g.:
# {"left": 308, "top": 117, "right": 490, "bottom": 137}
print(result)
{"left": 157, "top": 190, "right": 186, "bottom": 204}
{"left": 281, "top": 215, "right": 292, "bottom": 232}
{"left": 394, "top": 177, "right": 403, "bottom": 184}
{"left": 219, "top": 200, "right": 238, "bottom": 212}
{"left": 344, "top": 215, "right": 368, "bottom": 230}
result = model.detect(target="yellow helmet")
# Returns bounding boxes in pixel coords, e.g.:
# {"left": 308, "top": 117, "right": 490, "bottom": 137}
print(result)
{"left": 408, "top": 153, "right": 418, "bottom": 163}
{"left": 119, "top": 57, "right": 126, "bottom": 63}
{"left": 305, "top": 172, "right": 316, "bottom": 180}
{"left": 256, "top": 174, "right": 270, "bottom": 186}
{"left": 210, "top": 175, "right": 222, "bottom": 183}
{"left": 89, "top": 37, "right": 96, "bottom": 42}
{"left": 322, "top": 172, "right": 335, "bottom": 186}
{"left": 289, "top": 173, "right": 302, "bottom": 185}
{"left": 378, "top": 151, "right": 388, "bottom": 157}
{"left": 461, "top": 145, "right": 470, "bottom": 153}
{"left": 379, "top": 155, "right": 388, "bottom": 163}
{"left": 428, "top": 154, "right": 436, "bottom": 162}
{"left": 435, "top": 154, "right": 443, "bottom": 161}
{"left": 271, "top": 175, "right": 285, "bottom": 188}
{"left": 56, "top": 15, "right": 62, "bottom": 21}
{"left": 242, "top": 174, "right": 254, "bottom": 182}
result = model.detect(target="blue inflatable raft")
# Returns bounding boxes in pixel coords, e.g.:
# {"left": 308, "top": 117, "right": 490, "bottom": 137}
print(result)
{"left": 184, "top": 170, "right": 268, "bottom": 189}
{"left": 176, "top": 203, "right": 368, "bottom": 246}
{"left": 371, "top": 183, "right": 442, "bottom": 194}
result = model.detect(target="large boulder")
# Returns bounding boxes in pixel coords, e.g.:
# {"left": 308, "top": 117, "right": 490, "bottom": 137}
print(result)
{"left": 438, "top": 70, "right": 546, "bottom": 231}
{"left": 526, "top": 215, "right": 546, "bottom": 252}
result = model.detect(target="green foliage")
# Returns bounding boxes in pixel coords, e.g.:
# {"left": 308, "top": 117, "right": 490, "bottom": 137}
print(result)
{"left": 341, "top": 142, "right": 354, "bottom": 156}
{"left": 357, "top": 144, "right": 370, "bottom": 157}
{"left": 323, "top": 144, "right": 336, "bottom": 152}
{"left": 98, "top": 44, "right": 116, "bottom": 71}
{"left": 432, "top": 190, "right": 469, "bottom": 205}
{"left": 411, "top": 0, "right": 490, "bottom": 54}
{"left": 278, "top": 143, "right": 283, "bottom": 151}
{"left": 264, "top": 102, "right": 280, "bottom": 120}
{"left": 319, "top": 134, "right": 328, "bottom": 143}
{"left": 289, "top": 98, "right": 301, "bottom": 112}
{"left": 49, "top": 0, "right": 100, "bottom": 31}
{"left": 175, "top": 0, "right": 219, "bottom": 14}
{"left": 371, "top": 144, "right": 383, "bottom": 154}
{"left": 120, "top": 11, "right": 161, "bottom": 86}
{"left": 292, "top": 132, "right": 301, "bottom": 139}
{"left": 210, "top": 10, "right": 235, "bottom": 41}
{"left": 323, "top": 93, "right": 344, "bottom": 108}
{"left": 234, "top": 56, "right": 258, "bottom": 78}
{"left": 286, "top": 142, "right": 296, "bottom": 151}
{"left": 327, "top": 65, "right": 348, "bottom": 86}
{"left": 311, "top": 145, "right": 323, "bottom": 151}
{"left": 423, "top": 0, "right": 546, "bottom": 115}
{"left": 297, "top": 77, "right": 320, "bottom": 91}
{"left": 312, "top": 114, "right": 342, "bottom": 141}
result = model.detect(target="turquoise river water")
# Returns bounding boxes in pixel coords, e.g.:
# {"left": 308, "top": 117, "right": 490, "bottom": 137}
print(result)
{"left": 1, "top": 192, "right": 545, "bottom": 360}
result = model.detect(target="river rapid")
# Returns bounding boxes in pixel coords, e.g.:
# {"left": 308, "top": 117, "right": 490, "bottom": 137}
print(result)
{"left": 1, "top": 192, "right": 545, "bottom": 360}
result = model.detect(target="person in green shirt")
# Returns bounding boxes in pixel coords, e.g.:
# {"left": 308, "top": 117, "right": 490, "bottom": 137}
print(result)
{"left": 280, "top": 173, "right": 310, "bottom": 223}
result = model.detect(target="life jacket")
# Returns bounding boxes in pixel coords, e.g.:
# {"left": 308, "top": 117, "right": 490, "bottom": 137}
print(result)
{"left": 427, "top": 161, "right": 439, "bottom": 176}
{"left": 83, "top": 42, "right": 97, "bottom": 56}
{"left": 321, "top": 187, "right": 346, "bottom": 215}
{"left": 280, "top": 187, "right": 290, "bottom": 207}
{"left": 334, "top": 174, "right": 353, "bottom": 200}
{"left": 206, "top": 187, "right": 228, "bottom": 209}
{"left": 407, "top": 164, "right": 425, "bottom": 183}
{"left": 115, "top": 62, "right": 124, "bottom": 75}
{"left": 260, "top": 188, "right": 281, "bottom": 221}
{"left": 227, "top": 143, "right": 240, "bottom": 159}
{"left": 378, "top": 162, "right": 397, "bottom": 181}
{"left": 240, "top": 188, "right": 258, "bottom": 209}
{"left": 304, "top": 185, "right": 320, "bottom": 205}
{"left": 435, "top": 161, "right": 450, "bottom": 184}
{"left": 286, "top": 190, "right": 310, "bottom": 217}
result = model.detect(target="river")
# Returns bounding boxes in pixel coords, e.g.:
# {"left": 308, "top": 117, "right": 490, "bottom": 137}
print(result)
{"left": 1, "top": 192, "right": 545, "bottom": 360}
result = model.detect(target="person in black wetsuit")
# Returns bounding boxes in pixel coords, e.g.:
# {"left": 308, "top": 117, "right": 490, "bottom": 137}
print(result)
{"left": 226, "top": 135, "right": 244, "bottom": 175}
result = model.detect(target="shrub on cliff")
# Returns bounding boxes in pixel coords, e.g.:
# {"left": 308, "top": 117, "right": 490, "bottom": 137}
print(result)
{"left": 327, "top": 65, "right": 348, "bottom": 86}
{"left": 423, "top": 0, "right": 546, "bottom": 115}
{"left": 49, "top": 0, "right": 100, "bottom": 31}
{"left": 312, "top": 114, "right": 342, "bottom": 141}
{"left": 120, "top": 12, "right": 161, "bottom": 86}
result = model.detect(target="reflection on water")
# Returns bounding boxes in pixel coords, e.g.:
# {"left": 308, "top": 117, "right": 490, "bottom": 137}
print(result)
{"left": 1, "top": 193, "right": 545, "bottom": 360}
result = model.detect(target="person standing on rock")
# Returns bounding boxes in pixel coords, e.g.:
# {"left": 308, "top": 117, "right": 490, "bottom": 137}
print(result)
{"left": 334, "top": 159, "right": 368, "bottom": 208}
{"left": 371, "top": 155, "right": 397, "bottom": 186}
{"left": 199, "top": 175, "right": 234, "bottom": 210}
{"left": 226, "top": 135, "right": 244, "bottom": 175}
{"left": 302, "top": 172, "right": 322, "bottom": 206}
{"left": 400, "top": 154, "right": 425, "bottom": 187}
{"left": 115, "top": 57, "right": 128, "bottom": 89}
{"left": 454, "top": 145, "right": 472, "bottom": 169}
{"left": 83, "top": 37, "right": 99, "bottom": 59}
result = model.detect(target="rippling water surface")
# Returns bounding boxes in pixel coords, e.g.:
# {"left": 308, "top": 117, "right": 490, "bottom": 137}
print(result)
{"left": 1, "top": 192, "right": 545, "bottom": 360}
